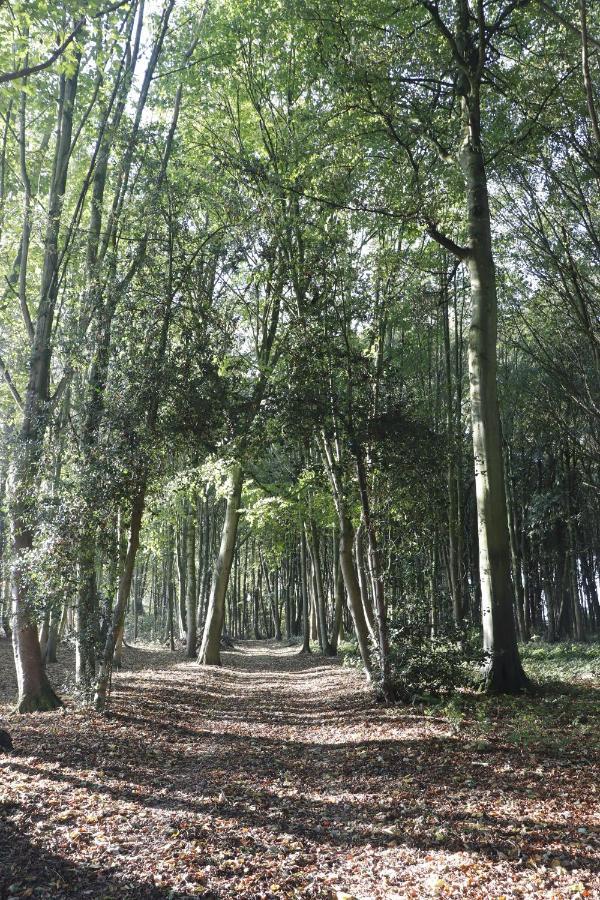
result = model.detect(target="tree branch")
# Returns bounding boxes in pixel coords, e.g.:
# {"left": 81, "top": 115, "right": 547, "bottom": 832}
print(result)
{"left": 0, "top": 1, "right": 132, "bottom": 85}
{"left": 426, "top": 221, "right": 471, "bottom": 259}
{"left": 416, "top": 0, "right": 471, "bottom": 77}
{"left": 0, "top": 353, "right": 23, "bottom": 408}
{"left": 537, "top": 0, "right": 600, "bottom": 49}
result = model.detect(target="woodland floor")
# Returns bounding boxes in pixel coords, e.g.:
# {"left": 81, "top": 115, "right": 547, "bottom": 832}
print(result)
{"left": 0, "top": 638, "right": 599, "bottom": 899}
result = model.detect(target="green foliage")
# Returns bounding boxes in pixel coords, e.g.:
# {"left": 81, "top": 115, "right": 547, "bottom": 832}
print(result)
{"left": 436, "top": 644, "right": 600, "bottom": 753}
{"left": 386, "top": 619, "right": 485, "bottom": 700}
{"left": 521, "top": 642, "right": 600, "bottom": 684}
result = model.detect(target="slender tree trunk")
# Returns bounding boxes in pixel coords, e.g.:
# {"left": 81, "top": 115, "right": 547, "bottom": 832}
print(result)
{"left": 10, "top": 62, "right": 81, "bottom": 712}
{"left": 338, "top": 512, "right": 373, "bottom": 679}
{"left": 44, "top": 604, "right": 61, "bottom": 664}
{"left": 94, "top": 488, "right": 146, "bottom": 710}
{"left": 422, "top": 0, "right": 529, "bottom": 692}
{"left": 306, "top": 521, "right": 334, "bottom": 656}
{"left": 354, "top": 446, "right": 392, "bottom": 696}
{"left": 442, "top": 265, "right": 463, "bottom": 625}
{"left": 505, "top": 450, "right": 528, "bottom": 642}
{"left": 300, "top": 532, "right": 311, "bottom": 653}
{"left": 355, "top": 525, "right": 377, "bottom": 642}
{"left": 330, "top": 536, "right": 344, "bottom": 653}
{"left": 320, "top": 435, "right": 373, "bottom": 678}
{"left": 198, "top": 464, "right": 243, "bottom": 666}
{"left": 186, "top": 506, "right": 197, "bottom": 657}
{"left": 176, "top": 516, "right": 188, "bottom": 640}
{"left": 458, "top": 79, "right": 528, "bottom": 692}
{"left": 430, "top": 534, "right": 439, "bottom": 639}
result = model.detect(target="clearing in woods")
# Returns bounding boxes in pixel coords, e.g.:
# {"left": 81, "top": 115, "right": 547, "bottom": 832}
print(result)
{"left": 0, "top": 639, "right": 598, "bottom": 899}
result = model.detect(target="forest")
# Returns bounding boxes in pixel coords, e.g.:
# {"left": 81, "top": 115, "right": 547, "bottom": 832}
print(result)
{"left": 0, "top": 0, "right": 599, "bottom": 897}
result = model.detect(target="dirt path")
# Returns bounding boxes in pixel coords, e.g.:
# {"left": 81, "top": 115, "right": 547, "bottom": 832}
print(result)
{"left": 0, "top": 639, "right": 599, "bottom": 898}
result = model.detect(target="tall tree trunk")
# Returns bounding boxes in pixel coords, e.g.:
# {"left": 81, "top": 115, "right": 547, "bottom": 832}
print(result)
{"left": 198, "top": 464, "right": 243, "bottom": 666}
{"left": 430, "top": 533, "right": 439, "bottom": 639}
{"left": 461, "top": 130, "right": 528, "bottom": 690}
{"left": 10, "top": 61, "right": 81, "bottom": 712}
{"left": 355, "top": 525, "right": 377, "bottom": 642}
{"left": 299, "top": 532, "right": 311, "bottom": 653}
{"left": 330, "top": 535, "right": 344, "bottom": 653}
{"left": 338, "top": 512, "right": 373, "bottom": 680}
{"left": 176, "top": 515, "right": 188, "bottom": 639}
{"left": 320, "top": 434, "right": 372, "bottom": 678}
{"left": 306, "top": 521, "right": 334, "bottom": 656}
{"left": 354, "top": 446, "right": 392, "bottom": 696}
{"left": 421, "top": 0, "right": 529, "bottom": 692}
{"left": 505, "top": 449, "right": 528, "bottom": 642}
{"left": 186, "top": 506, "right": 197, "bottom": 657}
{"left": 442, "top": 265, "right": 463, "bottom": 625}
{"left": 94, "top": 488, "right": 146, "bottom": 710}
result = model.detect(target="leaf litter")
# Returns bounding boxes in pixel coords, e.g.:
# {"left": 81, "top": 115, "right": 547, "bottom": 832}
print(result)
{"left": 0, "top": 638, "right": 598, "bottom": 899}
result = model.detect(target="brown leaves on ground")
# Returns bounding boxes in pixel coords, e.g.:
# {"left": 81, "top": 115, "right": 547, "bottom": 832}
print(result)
{"left": 0, "top": 638, "right": 598, "bottom": 899}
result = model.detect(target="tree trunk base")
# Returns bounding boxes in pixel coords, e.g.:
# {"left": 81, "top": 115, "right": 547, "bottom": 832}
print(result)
{"left": 198, "top": 648, "right": 221, "bottom": 666}
{"left": 374, "top": 678, "right": 397, "bottom": 703}
{"left": 16, "top": 677, "right": 63, "bottom": 713}
{"left": 482, "top": 655, "right": 532, "bottom": 694}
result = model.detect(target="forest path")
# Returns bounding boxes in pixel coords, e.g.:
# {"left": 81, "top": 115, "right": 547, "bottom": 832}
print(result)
{"left": 1, "top": 637, "right": 599, "bottom": 899}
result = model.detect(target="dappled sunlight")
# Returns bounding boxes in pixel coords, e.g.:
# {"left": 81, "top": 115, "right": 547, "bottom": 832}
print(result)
{"left": 1, "top": 639, "right": 599, "bottom": 898}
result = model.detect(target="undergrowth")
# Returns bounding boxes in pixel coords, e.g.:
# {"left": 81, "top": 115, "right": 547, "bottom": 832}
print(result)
{"left": 339, "top": 635, "right": 600, "bottom": 753}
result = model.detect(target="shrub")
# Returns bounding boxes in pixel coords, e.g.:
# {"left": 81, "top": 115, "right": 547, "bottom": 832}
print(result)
{"left": 386, "top": 619, "right": 485, "bottom": 700}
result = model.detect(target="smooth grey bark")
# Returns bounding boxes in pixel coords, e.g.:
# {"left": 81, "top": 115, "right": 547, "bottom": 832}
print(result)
{"left": 461, "top": 161, "right": 528, "bottom": 687}
{"left": 299, "top": 532, "right": 311, "bottom": 653}
{"left": 186, "top": 506, "right": 197, "bottom": 657}
{"left": 198, "top": 464, "right": 243, "bottom": 666}
{"left": 320, "top": 436, "right": 373, "bottom": 679}
{"left": 459, "top": 130, "right": 528, "bottom": 690}
{"left": 421, "top": 0, "right": 529, "bottom": 692}
{"left": 306, "top": 520, "right": 335, "bottom": 656}
{"left": 94, "top": 489, "right": 146, "bottom": 710}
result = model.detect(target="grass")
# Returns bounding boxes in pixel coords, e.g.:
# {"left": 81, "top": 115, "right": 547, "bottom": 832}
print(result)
{"left": 520, "top": 640, "right": 600, "bottom": 683}
{"left": 338, "top": 635, "right": 600, "bottom": 754}
{"left": 453, "top": 642, "right": 600, "bottom": 753}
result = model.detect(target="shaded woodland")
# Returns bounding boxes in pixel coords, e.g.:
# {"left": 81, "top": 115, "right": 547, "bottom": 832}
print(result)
{"left": 0, "top": 0, "right": 599, "bottom": 896}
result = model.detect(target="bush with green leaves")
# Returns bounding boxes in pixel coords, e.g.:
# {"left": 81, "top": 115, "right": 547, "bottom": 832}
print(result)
{"left": 385, "top": 619, "right": 485, "bottom": 700}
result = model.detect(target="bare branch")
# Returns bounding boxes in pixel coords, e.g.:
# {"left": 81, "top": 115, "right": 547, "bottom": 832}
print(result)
{"left": 426, "top": 221, "right": 471, "bottom": 259}
{"left": 0, "top": 352, "right": 23, "bottom": 408}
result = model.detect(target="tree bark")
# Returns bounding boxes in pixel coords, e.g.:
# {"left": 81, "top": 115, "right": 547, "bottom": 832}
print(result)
{"left": 198, "top": 464, "right": 243, "bottom": 666}
{"left": 186, "top": 506, "right": 197, "bottom": 657}
{"left": 458, "top": 92, "right": 529, "bottom": 692}
{"left": 9, "top": 61, "right": 80, "bottom": 712}
{"left": 299, "top": 532, "right": 311, "bottom": 653}
{"left": 306, "top": 520, "right": 335, "bottom": 655}
{"left": 94, "top": 488, "right": 146, "bottom": 710}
